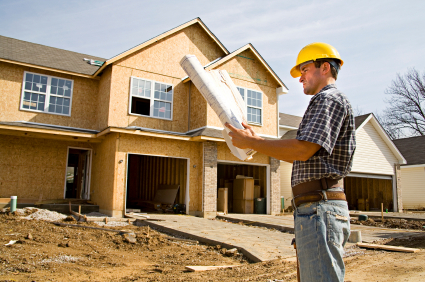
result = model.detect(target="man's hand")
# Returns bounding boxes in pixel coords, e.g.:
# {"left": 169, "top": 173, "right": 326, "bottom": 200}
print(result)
{"left": 225, "top": 122, "right": 263, "bottom": 149}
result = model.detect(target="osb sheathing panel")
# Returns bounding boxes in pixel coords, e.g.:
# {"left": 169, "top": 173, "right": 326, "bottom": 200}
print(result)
{"left": 116, "top": 24, "right": 226, "bottom": 79}
{"left": 216, "top": 142, "right": 270, "bottom": 165}
{"left": 207, "top": 50, "right": 279, "bottom": 136}
{"left": 0, "top": 61, "right": 100, "bottom": 130}
{"left": 108, "top": 65, "right": 190, "bottom": 132}
{"left": 0, "top": 134, "right": 92, "bottom": 199}
{"left": 107, "top": 23, "right": 226, "bottom": 132}
{"left": 118, "top": 134, "right": 204, "bottom": 212}
{"left": 90, "top": 133, "right": 117, "bottom": 214}
{"left": 189, "top": 84, "right": 208, "bottom": 130}
{"left": 97, "top": 66, "right": 112, "bottom": 130}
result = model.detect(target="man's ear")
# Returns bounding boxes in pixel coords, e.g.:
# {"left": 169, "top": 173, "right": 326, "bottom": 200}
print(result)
{"left": 321, "top": 62, "right": 331, "bottom": 75}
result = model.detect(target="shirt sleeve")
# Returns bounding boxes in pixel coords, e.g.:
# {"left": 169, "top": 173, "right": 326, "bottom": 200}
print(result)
{"left": 296, "top": 96, "right": 346, "bottom": 155}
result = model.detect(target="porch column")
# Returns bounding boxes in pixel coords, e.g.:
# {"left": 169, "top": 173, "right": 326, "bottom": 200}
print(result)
{"left": 202, "top": 141, "right": 217, "bottom": 217}
{"left": 270, "top": 157, "right": 281, "bottom": 215}
{"left": 394, "top": 164, "right": 403, "bottom": 212}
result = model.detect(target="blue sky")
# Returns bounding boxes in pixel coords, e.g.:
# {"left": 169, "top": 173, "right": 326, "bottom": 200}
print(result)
{"left": 1, "top": 0, "right": 424, "bottom": 117}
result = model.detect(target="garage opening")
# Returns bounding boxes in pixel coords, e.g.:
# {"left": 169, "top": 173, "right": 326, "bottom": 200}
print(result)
{"left": 217, "top": 163, "right": 268, "bottom": 214}
{"left": 344, "top": 174, "right": 393, "bottom": 211}
{"left": 126, "top": 154, "right": 188, "bottom": 214}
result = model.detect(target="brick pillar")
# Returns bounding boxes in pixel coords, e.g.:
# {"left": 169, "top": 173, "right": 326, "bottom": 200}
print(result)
{"left": 270, "top": 157, "right": 281, "bottom": 215}
{"left": 202, "top": 141, "right": 217, "bottom": 217}
{"left": 395, "top": 164, "right": 403, "bottom": 212}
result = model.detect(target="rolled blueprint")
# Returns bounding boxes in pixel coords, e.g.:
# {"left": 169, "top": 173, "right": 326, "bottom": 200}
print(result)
{"left": 180, "top": 55, "right": 256, "bottom": 161}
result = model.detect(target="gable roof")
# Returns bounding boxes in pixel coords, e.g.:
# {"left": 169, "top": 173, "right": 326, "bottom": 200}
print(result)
{"left": 182, "top": 43, "right": 288, "bottom": 92}
{"left": 279, "top": 113, "right": 302, "bottom": 128}
{"left": 354, "top": 113, "right": 370, "bottom": 129}
{"left": 93, "top": 18, "right": 229, "bottom": 77}
{"left": 280, "top": 129, "right": 298, "bottom": 140}
{"left": 0, "top": 35, "right": 106, "bottom": 77}
{"left": 393, "top": 135, "right": 425, "bottom": 165}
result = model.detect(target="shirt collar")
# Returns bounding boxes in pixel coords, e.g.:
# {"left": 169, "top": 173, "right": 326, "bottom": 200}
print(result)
{"left": 309, "top": 84, "right": 337, "bottom": 103}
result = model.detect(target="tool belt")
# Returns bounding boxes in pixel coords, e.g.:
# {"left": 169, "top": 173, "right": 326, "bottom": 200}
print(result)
{"left": 292, "top": 178, "right": 346, "bottom": 208}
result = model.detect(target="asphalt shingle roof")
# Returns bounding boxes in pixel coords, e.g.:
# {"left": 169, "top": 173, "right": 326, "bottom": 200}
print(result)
{"left": 279, "top": 113, "right": 302, "bottom": 128}
{"left": 393, "top": 135, "right": 425, "bottom": 165}
{"left": 0, "top": 35, "right": 106, "bottom": 75}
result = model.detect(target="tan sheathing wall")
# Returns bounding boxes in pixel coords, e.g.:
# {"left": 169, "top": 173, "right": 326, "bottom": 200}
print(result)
{"left": 97, "top": 66, "right": 112, "bottom": 130}
{"left": 91, "top": 133, "right": 117, "bottom": 216}
{"left": 352, "top": 122, "right": 398, "bottom": 175}
{"left": 216, "top": 142, "right": 269, "bottom": 164}
{"left": 207, "top": 50, "right": 279, "bottom": 136}
{"left": 0, "top": 61, "right": 100, "bottom": 130}
{"left": 189, "top": 85, "right": 208, "bottom": 131}
{"left": 0, "top": 134, "right": 92, "bottom": 200}
{"left": 280, "top": 161, "right": 293, "bottom": 208}
{"left": 117, "top": 135, "right": 204, "bottom": 213}
{"left": 107, "top": 23, "right": 226, "bottom": 132}
{"left": 401, "top": 167, "right": 425, "bottom": 209}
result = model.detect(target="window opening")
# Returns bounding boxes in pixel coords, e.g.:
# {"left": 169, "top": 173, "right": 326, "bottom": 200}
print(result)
{"left": 236, "top": 86, "right": 263, "bottom": 125}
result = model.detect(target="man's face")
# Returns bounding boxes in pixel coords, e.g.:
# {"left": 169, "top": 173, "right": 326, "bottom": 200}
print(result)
{"left": 299, "top": 62, "right": 322, "bottom": 95}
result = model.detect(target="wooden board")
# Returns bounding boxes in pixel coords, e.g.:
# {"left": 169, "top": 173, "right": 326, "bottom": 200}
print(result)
{"left": 357, "top": 243, "right": 420, "bottom": 253}
{"left": 185, "top": 265, "right": 239, "bottom": 272}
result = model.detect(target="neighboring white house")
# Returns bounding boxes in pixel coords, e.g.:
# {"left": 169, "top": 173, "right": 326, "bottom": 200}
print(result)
{"left": 279, "top": 113, "right": 406, "bottom": 212}
{"left": 393, "top": 136, "right": 425, "bottom": 210}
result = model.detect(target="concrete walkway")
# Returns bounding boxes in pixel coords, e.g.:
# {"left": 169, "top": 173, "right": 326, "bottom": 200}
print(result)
{"left": 140, "top": 214, "right": 296, "bottom": 262}
{"left": 137, "top": 213, "right": 424, "bottom": 263}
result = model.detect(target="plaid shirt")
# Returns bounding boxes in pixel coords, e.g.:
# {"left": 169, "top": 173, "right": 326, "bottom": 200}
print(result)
{"left": 291, "top": 84, "right": 356, "bottom": 187}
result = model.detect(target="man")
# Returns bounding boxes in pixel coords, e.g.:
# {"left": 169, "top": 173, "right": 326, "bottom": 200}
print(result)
{"left": 225, "top": 42, "right": 355, "bottom": 282}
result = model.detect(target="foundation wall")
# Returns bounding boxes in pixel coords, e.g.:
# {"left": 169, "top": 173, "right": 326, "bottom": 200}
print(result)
{"left": 0, "top": 61, "right": 100, "bottom": 130}
{"left": 0, "top": 134, "right": 92, "bottom": 200}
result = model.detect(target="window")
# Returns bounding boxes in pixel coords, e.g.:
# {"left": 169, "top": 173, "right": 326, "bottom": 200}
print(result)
{"left": 236, "top": 87, "right": 262, "bottom": 125}
{"left": 129, "top": 77, "right": 173, "bottom": 120}
{"left": 20, "top": 72, "right": 73, "bottom": 116}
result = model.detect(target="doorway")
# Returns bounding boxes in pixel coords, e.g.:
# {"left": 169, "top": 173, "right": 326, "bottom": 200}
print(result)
{"left": 65, "top": 148, "right": 91, "bottom": 199}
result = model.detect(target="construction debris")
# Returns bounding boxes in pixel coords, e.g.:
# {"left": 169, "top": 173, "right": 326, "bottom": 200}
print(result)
{"left": 357, "top": 243, "right": 420, "bottom": 253}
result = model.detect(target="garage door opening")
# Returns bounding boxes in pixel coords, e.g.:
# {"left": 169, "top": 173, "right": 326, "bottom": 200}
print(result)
{"left": 345, "top": 176, "right": 393, "bottom": 211}
{"left": 217, "top": 163, "right": 268, "bottom": 214}
{"left": 126, "top": 154, "right": 188, "bottom": 214}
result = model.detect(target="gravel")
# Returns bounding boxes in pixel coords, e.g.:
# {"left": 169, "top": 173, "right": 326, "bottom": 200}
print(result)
{"left": 22, "top": 208, "right": 67, "bottom": 222}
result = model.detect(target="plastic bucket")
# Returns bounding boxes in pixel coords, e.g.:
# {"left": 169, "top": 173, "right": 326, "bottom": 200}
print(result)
{"left": 10, "top": 196, "right": 17, "bottom": 212}
{"left": 254, "top": 198, "right": 266, "bottom": 214}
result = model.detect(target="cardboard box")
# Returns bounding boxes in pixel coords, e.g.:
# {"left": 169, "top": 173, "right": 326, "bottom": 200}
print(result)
{"left": 254, "top": 185, "right": 261, "bottom": 198}
{"left": 233, "top": 199, "right": 254, "bottom": 214}
{"left": 224, "top": 180, "right": 233, "bottom": 212}
{"left": 233, "top": 179, "right": 254, "bottom": 200}
{"left": 217, "top": 188, "right": 228, "bottom": 213}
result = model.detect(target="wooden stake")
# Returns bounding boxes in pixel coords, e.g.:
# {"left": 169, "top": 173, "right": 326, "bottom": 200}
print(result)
{"left": 105, "top": 217, "right": 108, "bottom": 224}
{"left": 78, "top": 205, "right": 81, "bottom": 214}
{"left": 69, "top": 201, "right": 71, "bottom": 213}
{"left": 357, "top": 243, "right": 420, "bottom": 253}
{"left": 147, "top": 225, "right": 150, "bottom": 238}
{"left": 381, "top": 203, "right": 384, "bottom": 222}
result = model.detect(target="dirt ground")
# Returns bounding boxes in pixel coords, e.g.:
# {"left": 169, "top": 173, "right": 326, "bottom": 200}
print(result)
{"left": 351, "top": 218, "right": 425, "bottom": 230}
{"left": 1, "top": 209, "right": 425, "bottom": 282}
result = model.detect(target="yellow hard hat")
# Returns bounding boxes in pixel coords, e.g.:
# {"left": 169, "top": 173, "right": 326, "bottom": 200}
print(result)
{"left": 290, "top": 42, "right": 344, "bottom": 78}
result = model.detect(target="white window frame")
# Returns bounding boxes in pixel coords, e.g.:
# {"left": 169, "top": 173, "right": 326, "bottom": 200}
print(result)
{"left": 236, "top": 86, "right": 263, "bottom": 126}
{"left": 128, "top": 76, "right": 174, "bottom": 121}
{"left": 20, "top": 71, "right": 74, "bottom": 117}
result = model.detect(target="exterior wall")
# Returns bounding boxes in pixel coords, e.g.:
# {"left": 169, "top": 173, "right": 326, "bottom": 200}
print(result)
{"left": 108, "top": 23, "right": 226, "bottom": 132}
{"left": 189, "top": 85, "right": 208, "bottom": 131}
{"left": 400, "top": 166, "right": 425, "bottom": 209}
{"left": 0, "top": 61, "right": 100, "bottom": 130}
{"left": 97, "top": 66, "right": 112, "bottom": 130}
{"left": 280, "top": 161, "right": 293, "bottom": 208}
{"left": 202, "top": 141, "right": 217, "bottom": 217}
{"left": 208, "top": 50, "right": 280, "bottom": 136}
{"left": 0, "top": 134, "right": 92, "bottom": 200}
{"left": 352, "top": 122, "right": 399, "bottom": 175}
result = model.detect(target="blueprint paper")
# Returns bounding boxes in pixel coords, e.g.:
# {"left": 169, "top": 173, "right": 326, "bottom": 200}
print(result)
{"left": 180, "top": 55, "right": 256, "bottom": 161}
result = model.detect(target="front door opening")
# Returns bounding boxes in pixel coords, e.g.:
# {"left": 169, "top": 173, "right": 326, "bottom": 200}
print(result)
{"left": 65, "top": 148, "right": 91, "bottom": 199}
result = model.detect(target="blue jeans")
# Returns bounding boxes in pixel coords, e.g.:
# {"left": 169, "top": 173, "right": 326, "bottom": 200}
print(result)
{"left": 294, "top": 190, "right": 350, "bottom": 282}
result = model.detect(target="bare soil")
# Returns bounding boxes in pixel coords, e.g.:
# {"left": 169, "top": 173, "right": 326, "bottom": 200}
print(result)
{"left": 1, "top": 210, "right": 425, "bottom": 282}
{"left": 351, "top": 218, "right": 425, "bottom": 230}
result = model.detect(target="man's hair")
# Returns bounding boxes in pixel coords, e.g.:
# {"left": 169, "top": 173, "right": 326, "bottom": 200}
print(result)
{"left": 314, "top": 59, "right": 340, "bottom": 80}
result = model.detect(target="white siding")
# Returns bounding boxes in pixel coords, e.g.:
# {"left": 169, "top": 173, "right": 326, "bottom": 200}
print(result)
{"left": 352, "top": 122, "right": 398, "bottom": 175}
{"left": 280, "top": 161, "right": 293, "bottom": 208}
{"left": 279, "top": 128, "right": 289, "bottom": 137}
{"left": 401, "top": 167, "right": 425, "bottom": 209}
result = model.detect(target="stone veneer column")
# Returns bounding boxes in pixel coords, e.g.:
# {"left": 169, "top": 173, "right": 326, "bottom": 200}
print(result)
{"left": 202, "top": 141, "right": 218, "bottom": 217}
{"left": 270, "top": 157, "right": 281, "bottom": 215}
{"left": 395, "top": 164, "right": 403, "bottom": 212}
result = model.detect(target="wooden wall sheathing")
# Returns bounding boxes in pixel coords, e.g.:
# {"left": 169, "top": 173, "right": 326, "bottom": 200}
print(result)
{"left": 189, "top": 85, "right": 208, "bottom": 130}
{"left": 344, "top": 177, "right": 393, "bottom": 211}
{"left": 90, "top": 133, "right": 117, "bottom": 215}
{"left": 216, "top": 142, "right": 269, "bottom": 164}
{"left": 0, "top": 134, "right": 92, "bottom": 200}
{"left": 97, "top": 65, "right": 112, "bottom": 130}
{"left": 127, "top": 155, "right": 187, "bottom": 205}
{"left": 206, "top": 49, "right": 279, "bottom": 136}
{"left": 0, "top": 61, "right": 100, "bottom": 130}
{"left": 117, "top": 134, "right": 203, "bottom": 212}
